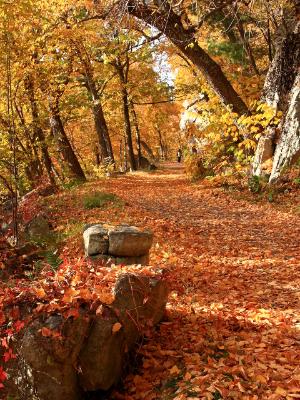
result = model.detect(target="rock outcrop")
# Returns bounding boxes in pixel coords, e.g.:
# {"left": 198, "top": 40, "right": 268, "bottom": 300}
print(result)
{"left": 5, "top": 273, "right": 168, "bottom": 400}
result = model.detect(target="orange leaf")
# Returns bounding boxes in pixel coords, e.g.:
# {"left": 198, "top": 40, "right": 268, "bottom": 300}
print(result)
{"left": 40, "top": 327, "right": 52, "bottom": 337}
{"left": 34, "top": 287, "right": 46, "bottom": 299}
{"left": 64, "top": 308, "right": 80, "bottom": 319}
{"left": 112, "top": 322, "right": 122, "bottom": 334}
{"left": 62, "top": 288, "right": 80, "bottom": 303}
{"left": 255, "top": 375, "right": 268, "bottom": 384}
{"left": 170, "top": 365, "right": 180, "bottom": 375}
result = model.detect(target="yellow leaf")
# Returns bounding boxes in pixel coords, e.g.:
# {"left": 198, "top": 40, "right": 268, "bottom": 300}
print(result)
{"left": 170, "top": 365, "right": 180, "bottom": 375}
{"left": 255, "top": 374, "right": 267, "bottom": 384}
{"left": 275, "top": 387, "right": 287, "bottom": 396}
{"left": 112, "top": 322, "right": 122, "bottom": 334}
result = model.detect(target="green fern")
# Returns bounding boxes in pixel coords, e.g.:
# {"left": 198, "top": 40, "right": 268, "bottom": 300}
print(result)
{"left": 44, "top": 251, "right": 63, "bottom": 271}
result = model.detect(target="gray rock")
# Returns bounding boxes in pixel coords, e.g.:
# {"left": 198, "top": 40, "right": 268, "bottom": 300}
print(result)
{"left": 25, "top": 214, "right": 51, "bottom": 238}
{"left": 78, "top": 314, "right": 125, "bottom": 391}
{"left": 112, "top": 274, "right": 169, "bottom": 349}
{"left": 83, "top": 224, "right": 109, "bottom": 256}
{"left": 90, "top": 253, "right": 150, "bottom": 266}
{"left": 6, "top": 273, "right": 168, "bottom": 399}
{"left": 108, "top": 226, "right": 153, "bottom": 257}
{"left": 9, "top": 314, "right": 90, "bottom": 400}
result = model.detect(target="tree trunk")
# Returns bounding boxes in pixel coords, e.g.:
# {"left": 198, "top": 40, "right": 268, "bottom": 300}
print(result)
{"left": 25, "top": 77, "right": 56, "bottom": 185}
{"left": 252, "top": 12, "right": 300, "bottom": 178}
{"left": 157, "top": 128, "right": 167, "bottom": 160}
{"left": 126, "top": 1, "right": 249, "bottom": 115}
{"left": 130, "top": 100, "right": 142, "bottom": 168}
{"left": 85, "top": 73, "right": 114, "bottom": 163}
{"left": 269, "top": 73, "right": 300, "bottom": 181}
{"left": 140, "top": 140, "right": 155, "bottom": 161}
{"left": 49, "top": 97, "right": 86, "bottom": 181}
{"left": 94, "top": 145, "right": 101, "bottom": 166}
{"left": 236, "top": 19, "right": 260, "bottom": 76}
{"left": 115, "top": 64, "right": 137, "bottom": 171}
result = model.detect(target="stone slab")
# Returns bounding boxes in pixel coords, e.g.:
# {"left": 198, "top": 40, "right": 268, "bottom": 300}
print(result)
{"left": 108, "top": 226, "right": 153, "bottom": 257}
{"left": 83, "top": 225, "right": 109, "bottom": 256}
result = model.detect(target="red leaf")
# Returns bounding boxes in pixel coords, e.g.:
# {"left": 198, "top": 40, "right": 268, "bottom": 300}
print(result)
{"left": 13, "top": 320, "right": 25, "bottom": 332}
{"left": 64, "top": 308, "right": 80, "bottom": 319}
{"left": 0, "top": 366, "right": 7, "bottom": 382}
{"left": 9, "top": 306, "right": 20, "bottom": 321}
{"left": 0, "top": 311, "right": 6, "bottom": 326}
{"left": 3, "top": 348, "right": 16, "bottom": 363}
{"left": 40, "top": 327, "right": 52, "bottom": 337}
{"left": 1, "top": 338, "right": 8, "bottom": 349}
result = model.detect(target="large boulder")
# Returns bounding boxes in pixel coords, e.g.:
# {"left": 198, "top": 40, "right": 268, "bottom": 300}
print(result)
{"left": 112, "top": 274, "right": 169, "bottom": 349}
{"left": 9, "top": 314, "right": 90, "bottom": 400}
{"left": 78, "top": 312, "right": 125, "bottom": 391}
{"left": 5, "top": 273, "right": 168, "bottom": 400}
{"left": 25, "top": 214, "right": 51, "bottom": 239}
{"left": 83, "top": 224, "right": 109, "bottom": 256}
{"left": 108, "top": 225, "right": 153, "bottom": 257}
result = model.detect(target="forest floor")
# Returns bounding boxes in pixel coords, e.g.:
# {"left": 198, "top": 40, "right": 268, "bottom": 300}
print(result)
{"left": 2, "top": 163, "right": 300, "bottom": 399}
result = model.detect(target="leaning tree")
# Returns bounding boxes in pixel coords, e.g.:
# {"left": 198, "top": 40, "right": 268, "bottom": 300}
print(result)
{"left": 93, "top": 0, "right": 299, "bottom": 181}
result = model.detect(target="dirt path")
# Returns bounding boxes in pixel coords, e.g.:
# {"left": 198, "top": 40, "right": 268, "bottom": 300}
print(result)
{"left": 49, "top": 163, "right": 300, "bottom": 399}
{"left": 76, "top": 163, "right": 298, "bottom": 400}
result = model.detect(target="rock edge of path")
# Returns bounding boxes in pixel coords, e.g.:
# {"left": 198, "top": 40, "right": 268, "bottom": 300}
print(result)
{"left": 5, "top": 273, "right": 168, "bottom": 400}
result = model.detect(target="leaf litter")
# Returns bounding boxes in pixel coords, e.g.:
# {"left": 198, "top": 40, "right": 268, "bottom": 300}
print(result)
{"left": 0, "top": 163, "right": 299, "bottom": 399}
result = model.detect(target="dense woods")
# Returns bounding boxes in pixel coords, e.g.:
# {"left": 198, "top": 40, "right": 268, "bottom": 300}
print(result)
{"left": 0, "top": 0, "right": 299, "bottom": 206}
{"left": 0, "top": 1, "right": 300, "bottom": 399}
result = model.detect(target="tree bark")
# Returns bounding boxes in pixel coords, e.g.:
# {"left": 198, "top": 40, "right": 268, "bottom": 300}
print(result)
{"left": 48, "top": 97, "right": 86, "bottom": 181}
{"left": 262, "top": 31, "right": 300, "bottom": 111}
{"left": 25, "top": 76, "right": 56, "bottom": 185}
{"left": 126, "top": 1, "right": 249, "bottom": 115}
{"left": 236, "top": 19, "right": 260, "bottom": 76}
{"left": 252, "top": 13, "right": 300, "bottom": 178}
{"left": 114, "top": 62, "right": 137, "bottom": 171}
{"left": 84, "top": 72, "right": 114, "bottom": 163}
{"left": 73, "top": 40, "right": 114, "bottom": 164}
{"left": 157, "top": 128, "right": 167, "bottom": 160}
{"left": 269, "top": 73, "right": 300, "bottom": 182}
{"left": 130, "top": 100, "right": 142, "bottom": 168}
{"left": 140, "top": 140, "right": 155, "bottom": 161}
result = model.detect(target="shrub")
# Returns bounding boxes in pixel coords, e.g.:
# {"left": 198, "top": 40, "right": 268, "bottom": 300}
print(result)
{"left": 248, "top": 175, "right": 262, "bottom": 193}
{"left": 83, "top": 191, "right": 119, "bottom": 209}
{"left": 184, "top": 154, "right": 209, "bottom": 181}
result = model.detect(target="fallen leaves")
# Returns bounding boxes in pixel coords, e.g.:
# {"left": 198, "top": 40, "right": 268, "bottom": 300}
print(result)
{"left": 40, "top": 327, "right": 61, "bottom": 339}
{"left": 61, "top": 288, "right": 81, "bottom": 303}
{"left": 1, "top": 164, "right": 300, "bottom": 398}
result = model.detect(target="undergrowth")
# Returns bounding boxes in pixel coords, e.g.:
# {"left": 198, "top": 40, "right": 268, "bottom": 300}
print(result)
{"left": 83, "top": 191, "right": 122, "bottom": 210}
